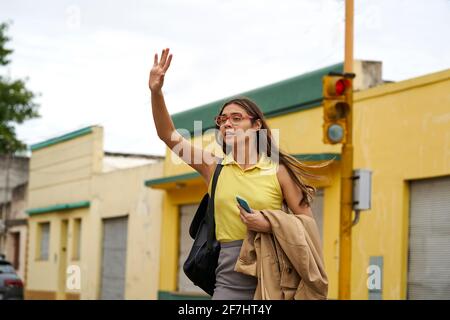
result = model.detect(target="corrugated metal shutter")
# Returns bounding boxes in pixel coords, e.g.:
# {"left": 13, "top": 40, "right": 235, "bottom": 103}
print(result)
{"left": 408, "top": 176, "right": 450, "bottom": 299}
{"left": 310, "top": 188, "right": 324, "bottom": 240}
{"left": 100, "top": 216, "right": 128, "bottom": 300}
{"left": 178, "top": 203, "right": 204, "bottom": 294}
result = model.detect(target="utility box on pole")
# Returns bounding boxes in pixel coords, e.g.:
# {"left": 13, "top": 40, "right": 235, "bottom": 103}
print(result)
{"left": 353, "top": 169, "right": 372, "bottom": 211}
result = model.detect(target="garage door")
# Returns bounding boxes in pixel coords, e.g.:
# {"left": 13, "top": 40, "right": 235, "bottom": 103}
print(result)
{"left": 178, "top": 203, "right": 204, "bottom": 294}
{"left": 100, "top": 216, "right": 128, "bottom": 300}
{"left": 408, "top": 176, "right": 450, "bottom": 299}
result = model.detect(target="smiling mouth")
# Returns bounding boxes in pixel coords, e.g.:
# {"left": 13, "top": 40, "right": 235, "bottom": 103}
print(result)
{"left": 224, "top": 131, "right": 236, "bottom": 137}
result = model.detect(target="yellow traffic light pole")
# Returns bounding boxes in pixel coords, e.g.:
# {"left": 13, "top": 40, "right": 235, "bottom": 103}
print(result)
{"left": 339, "top": 0, "right": 354, "bottom": 300}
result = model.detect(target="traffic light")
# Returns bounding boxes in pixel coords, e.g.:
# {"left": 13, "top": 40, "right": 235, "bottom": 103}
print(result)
{"left": 322, "top": 75, "right": 352, "bottom": 144}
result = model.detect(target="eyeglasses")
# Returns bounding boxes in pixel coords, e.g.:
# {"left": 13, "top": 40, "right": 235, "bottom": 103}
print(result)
{"left": 214, "top": 113, "right": 255, "bottom": 126}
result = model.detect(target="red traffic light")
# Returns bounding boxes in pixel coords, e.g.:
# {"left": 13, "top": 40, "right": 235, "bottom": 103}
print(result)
{"left": 335, "top": 79, "right": 351, "bottom": 96}
{"left": 323, "top": 76, "right": 351, "bottom": 98}
{"left": 335, "top": 79, "right": 347, "bottom": 96}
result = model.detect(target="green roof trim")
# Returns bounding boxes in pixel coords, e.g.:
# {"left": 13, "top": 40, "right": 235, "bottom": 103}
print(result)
{"left": 293, "top": 153, "right": 340, "bottom": 161}
{"left": 172, "top": 63, "right": 343, "bottom": 135}
{"left": 145, "top": 171, "right": 200, "bottom": 187}
{"left": 144, "top": 153, "right": 340, "bottom": 187}
{"left": 30, "top": 126, "right": 94, "bottom": 151}
{"left": 26, "top": 201, "right": 90, "bottom": 216}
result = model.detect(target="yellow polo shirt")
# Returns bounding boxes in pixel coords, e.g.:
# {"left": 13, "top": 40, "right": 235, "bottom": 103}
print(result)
{"left": 208, "top": 152, "right": 284, "bottom": 242}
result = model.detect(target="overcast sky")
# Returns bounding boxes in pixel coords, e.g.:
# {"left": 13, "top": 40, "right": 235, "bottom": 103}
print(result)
{"left": 1, "top": 0, "right": 449, "bottom": 156}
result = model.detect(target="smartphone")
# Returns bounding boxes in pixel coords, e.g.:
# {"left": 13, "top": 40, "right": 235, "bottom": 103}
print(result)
{"left": 236, "top": 196, "right": 252, "bottom": 213}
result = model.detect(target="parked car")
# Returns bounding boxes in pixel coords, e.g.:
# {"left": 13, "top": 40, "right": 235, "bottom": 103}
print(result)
{"left": 0, "top": 255, "right": 24, "bottom": 300}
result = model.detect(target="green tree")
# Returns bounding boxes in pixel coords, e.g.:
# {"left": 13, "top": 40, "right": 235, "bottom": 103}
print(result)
{"left": 0, "top": 21, "right": 40, "bottom": 154}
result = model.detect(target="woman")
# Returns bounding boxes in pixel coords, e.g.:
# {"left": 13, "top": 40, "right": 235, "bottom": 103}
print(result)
{"left": 149, "top": 48, "right": 329, "bottom": 300}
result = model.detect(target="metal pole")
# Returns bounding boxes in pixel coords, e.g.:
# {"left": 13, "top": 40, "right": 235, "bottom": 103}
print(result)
{"left": 338, "top": 0, "right": 354, "bottom": 300}
{"left": 344, "top": 0, "right": 354, "bottom": 73}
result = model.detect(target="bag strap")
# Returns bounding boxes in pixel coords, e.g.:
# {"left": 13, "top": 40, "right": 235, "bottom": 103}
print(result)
{"left": 207, "top": 158, "right": 224, "bottom": 250}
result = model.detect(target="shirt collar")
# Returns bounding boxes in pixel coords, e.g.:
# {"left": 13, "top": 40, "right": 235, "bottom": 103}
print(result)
{"left": 221, "top": 152, "right": 273, "bottom": 170}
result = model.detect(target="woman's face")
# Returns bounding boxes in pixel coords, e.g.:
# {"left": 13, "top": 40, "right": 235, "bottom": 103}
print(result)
{"left": 218, "top": 104, "right": 261, "bottom": 148}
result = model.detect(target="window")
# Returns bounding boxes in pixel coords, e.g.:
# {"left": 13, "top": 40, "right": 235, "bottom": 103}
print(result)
{"left": 72, "top": 218, "right": 82, "bottom": 260}
{"left": 38, "top": 222, "right": 50, "bottom": 260}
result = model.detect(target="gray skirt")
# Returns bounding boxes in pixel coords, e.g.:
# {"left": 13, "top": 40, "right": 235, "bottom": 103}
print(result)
{"left": 212, "top": 240, "right": 258, "bottom": 300}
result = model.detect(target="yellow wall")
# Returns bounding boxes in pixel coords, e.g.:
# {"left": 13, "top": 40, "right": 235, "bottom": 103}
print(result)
{"left": 349, "top": 69, "right": 450, "bottom": 299}
{"left": 157, "top": 68, "right": 450, "bottom": 299}
{"left": 28, "top": 127, "right": 103, "bottom": 209}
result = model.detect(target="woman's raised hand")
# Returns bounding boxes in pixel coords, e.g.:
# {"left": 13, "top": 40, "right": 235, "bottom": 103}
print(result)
{"left": 149, "top": 48, "right": 173, "bottom": 93}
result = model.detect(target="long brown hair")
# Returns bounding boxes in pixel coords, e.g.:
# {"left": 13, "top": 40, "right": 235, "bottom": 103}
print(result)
{"left": 215, "top": 97, "right": 333, "bottom": 207}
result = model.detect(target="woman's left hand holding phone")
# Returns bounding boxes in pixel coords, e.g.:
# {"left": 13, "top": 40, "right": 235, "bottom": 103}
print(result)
{"left": 237, "top": 204, "right": 272, "bottom": 233}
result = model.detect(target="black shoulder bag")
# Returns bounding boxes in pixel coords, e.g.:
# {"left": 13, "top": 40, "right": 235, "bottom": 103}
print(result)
{"left": 183, "top": 161, "right": 223, "bottom": 296}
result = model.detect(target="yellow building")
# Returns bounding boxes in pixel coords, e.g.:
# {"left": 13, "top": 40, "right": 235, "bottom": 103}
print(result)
{"left": 146, "top": 61, "right": 450, "bottom": 300}
{"left": 25, "top": 126, "right": 165, "bottom": 299}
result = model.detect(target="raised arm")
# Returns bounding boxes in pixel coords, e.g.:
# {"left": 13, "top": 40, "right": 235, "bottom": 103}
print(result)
{"left": 148, "top": 48, "right": 216, "bottom": 185}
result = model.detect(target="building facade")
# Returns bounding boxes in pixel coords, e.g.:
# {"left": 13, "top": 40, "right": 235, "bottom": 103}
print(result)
{"left": 25, "top": 126, "right": 165, "bottom": 299}
{"left": 0, "top": 155, "right": 29, "bottom": 281}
